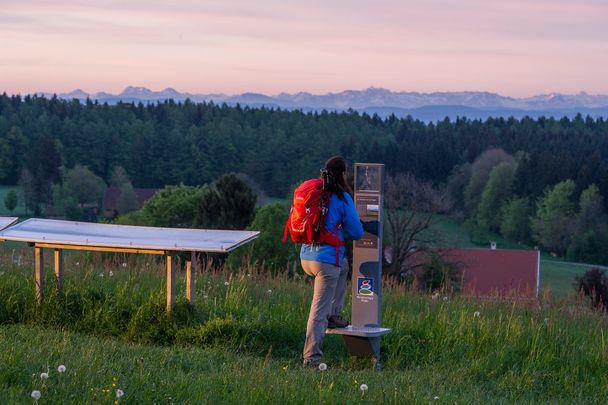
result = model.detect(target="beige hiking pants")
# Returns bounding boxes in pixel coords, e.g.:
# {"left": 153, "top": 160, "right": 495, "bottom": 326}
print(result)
{"left": 301, "top": 259, "right": 349, "bottom": 363}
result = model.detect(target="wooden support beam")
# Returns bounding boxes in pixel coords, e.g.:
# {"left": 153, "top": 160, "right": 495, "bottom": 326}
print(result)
{"left": 35, "top": 247, "right": 44, "bottom": 304}
{"left": 54, "top": 249, "right": 63, "bottom": 295}
{"left": 166, "top": 252, "right": 176, "bottom": 316}
{"left": 186, "top": 252, "right": 196, "bottom": 305}
{"left": 34, "top": 243, "right": 166, "bottom": 255}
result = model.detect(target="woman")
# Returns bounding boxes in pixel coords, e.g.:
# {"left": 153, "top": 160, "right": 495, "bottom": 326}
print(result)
{"left": 300, "top": 156, "right": 364, "bottom": 367}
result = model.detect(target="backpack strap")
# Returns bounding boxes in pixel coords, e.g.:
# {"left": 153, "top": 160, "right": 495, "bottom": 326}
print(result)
{"left": 282, "top": 206, "right": 292, "bottom": 243}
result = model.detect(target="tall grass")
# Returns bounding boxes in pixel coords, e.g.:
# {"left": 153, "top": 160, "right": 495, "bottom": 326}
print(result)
{"left": 1, "top": 248, "right": 608, "bottom": 402}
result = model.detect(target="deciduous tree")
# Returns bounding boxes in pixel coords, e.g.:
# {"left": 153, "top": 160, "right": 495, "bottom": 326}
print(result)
{"left": 384, "top": 173, "right": 451, "bottom": 279}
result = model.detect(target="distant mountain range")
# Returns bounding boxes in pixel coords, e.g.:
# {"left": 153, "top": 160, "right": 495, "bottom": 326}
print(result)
{"left": 34, "top": 86, "right": 608, "bottom": 122}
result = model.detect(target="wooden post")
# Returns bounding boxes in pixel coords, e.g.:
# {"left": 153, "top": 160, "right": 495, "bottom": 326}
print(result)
{"left": 166, "top": 252, "right": 176, "bottom": 316}
{"left": 35, "top": 247, "right": 44, "bottom": 304}
{"left": 54, "top": 249, "right": 63, "bottom": 296}
{"left": 186, "top": 252, "right": 196, "bottom": 305}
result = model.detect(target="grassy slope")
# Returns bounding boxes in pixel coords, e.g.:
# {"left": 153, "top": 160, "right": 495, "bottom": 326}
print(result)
{"left": 0, "top": 324, "right": 497, "bottom": 404}
{"left": 1, "top": 257, "right": 608, "bottom": 403}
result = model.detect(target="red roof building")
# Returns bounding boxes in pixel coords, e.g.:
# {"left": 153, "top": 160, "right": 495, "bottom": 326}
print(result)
{"left": 440, "top": 248, "right": 540, "bottom": 298}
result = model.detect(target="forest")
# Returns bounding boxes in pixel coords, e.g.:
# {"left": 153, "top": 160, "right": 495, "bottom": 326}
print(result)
{"left": 1, "top": 93, "right": 608, "bottom": 264}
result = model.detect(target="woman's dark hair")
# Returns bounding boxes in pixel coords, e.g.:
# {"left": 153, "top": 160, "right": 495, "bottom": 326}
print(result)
{"left": 321, "top": 155, "right": 352, "bottom": 200}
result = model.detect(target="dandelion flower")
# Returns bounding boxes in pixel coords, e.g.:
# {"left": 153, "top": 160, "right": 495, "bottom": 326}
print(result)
{"left": 58, "top": 365, "right": 66, "bottom": 373}
{"left": 224, "top": 281, "right": 229, "bottom": 286}
{"left": 360, "top": 383, "right": 368, "bottom": 392}
{"left": 318, "top": 363, "right": 327, "bottom": 371}
{"left": 31, "top": 390, "right": 41, "bottom": 400}
{"left": 473, "top": 311, "right": 480, "bottom": 318}
{"left": 40, "top": 372, "right": 49, "bottom": 380}
{"left": 116, "top": 389, "right": 124, "bottom": 398}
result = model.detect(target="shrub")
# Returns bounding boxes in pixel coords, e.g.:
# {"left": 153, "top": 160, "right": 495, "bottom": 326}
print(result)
{"left": 575, "top": 268, "right": 608, "bottom": 311}
{"left": 417, "top": 251, "right": 462, "bottom": 293}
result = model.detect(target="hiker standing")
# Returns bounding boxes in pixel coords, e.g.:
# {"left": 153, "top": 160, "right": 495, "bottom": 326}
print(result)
{"left": 298, "top": 156, "right": 363, "bottom": 367}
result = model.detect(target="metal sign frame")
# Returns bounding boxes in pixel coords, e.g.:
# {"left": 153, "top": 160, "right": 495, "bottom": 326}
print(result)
{"left": 326, "top": 163, "right": 391, "bottom": 368}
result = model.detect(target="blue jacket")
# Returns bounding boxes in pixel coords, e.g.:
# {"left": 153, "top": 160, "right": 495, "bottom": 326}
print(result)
{"left": 300, "top": 192, "right": 364, "bottom": 266}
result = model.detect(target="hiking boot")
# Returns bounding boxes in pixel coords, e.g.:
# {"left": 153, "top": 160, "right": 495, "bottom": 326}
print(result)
{"left": 327, "top": 315, "right": 349, "bottom": 329}
{"left": 303, "top": 359, "right": 321, "bottom": 368}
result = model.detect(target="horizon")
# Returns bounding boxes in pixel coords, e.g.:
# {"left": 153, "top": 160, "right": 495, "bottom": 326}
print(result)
{"left": 1, "top": 0, "right": 607, "bottom": 98}
{"left": 6, "top": 85, "right": 608, "bottom": 100}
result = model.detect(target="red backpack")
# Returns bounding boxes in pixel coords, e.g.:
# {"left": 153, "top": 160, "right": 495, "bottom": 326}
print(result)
{"left": 282, "top": 178, "right": 344, "bottom": 265}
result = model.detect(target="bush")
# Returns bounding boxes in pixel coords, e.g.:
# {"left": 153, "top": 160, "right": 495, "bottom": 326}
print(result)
{"left": 227, "top": 203, "right": 299, "bottom": 274}
{"left": 417, "top": 251, "right": 462, "bottom": 293}
{"left": 575, "top": 268, "right": 608, "bottom": 311}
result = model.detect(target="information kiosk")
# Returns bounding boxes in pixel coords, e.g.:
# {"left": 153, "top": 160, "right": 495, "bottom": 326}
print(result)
{"left": 0, "top": 218, "right": 259, "bottom": 316}
{"left": 326, "top": 163, "right": 391, "bottom": 368}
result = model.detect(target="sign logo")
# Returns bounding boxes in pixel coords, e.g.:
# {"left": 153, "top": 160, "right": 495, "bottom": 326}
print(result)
{"left": 357, "top": 277, "right": 374, "bottom": 295}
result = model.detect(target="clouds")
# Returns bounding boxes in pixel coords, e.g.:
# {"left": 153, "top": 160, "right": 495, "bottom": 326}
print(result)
{"left": 0, "top": 0, "right": 606, "bottom": 96}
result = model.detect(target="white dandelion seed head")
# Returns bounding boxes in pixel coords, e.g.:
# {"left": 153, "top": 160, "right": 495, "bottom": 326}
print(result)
{"left": 31, "top": 390, "right": 41, "bottom": 400}
{"left": 57, "top": 365, "right": 66, "bottom": 373}
{"left": 360, "top": 383, "right": 368, "bottom": 392}
{"left": 431, "top": 292, "right": 439, "bottom": 300}
{"left": 318, "top": 363, "right": 327, "bottom": 371}
{"left": 224, "top": 281, "right": 229, "bottom": 286}
{"left": 544, "top": 317, "right": 549, "bottom": 323}
{"left": 116, "top": 389, "right": 124, "bottom": 398}
{"left": 40, "top": 372, "right": 49, "bottom": 380}
{"left": 473, "top": 311, "right": 480, "bottom": 318}
{"left": 99, "top": 273, "right": 104, "bottom": 278}
{"left": 434, "top": 396, "right": 440, "bottom": 400}
{"left": 267, "top": 289, "right": 272, "bottom": 294}
{"left": 75, "top": 262, "right": 80, "bottom": 266}
{"left": 442, "top": 296, "right": 448, "bottom": 302}
{"left": 122, "top": 262, "right": 127, "bottom": 267}
{"left": 109, "top": 271, "right": 114, "bottom": 277}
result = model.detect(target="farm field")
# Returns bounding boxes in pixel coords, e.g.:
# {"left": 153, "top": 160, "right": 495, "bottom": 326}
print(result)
{"left": 0, "top": 255, "right": 607, "bottom": 403}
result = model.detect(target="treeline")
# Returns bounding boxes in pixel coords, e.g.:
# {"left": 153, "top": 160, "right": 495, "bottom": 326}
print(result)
{"left": 448, "top": 148, "right": 608, "bottom": 264}
{"left": 2, "top": 94, "right": 608, "bottom": 262}
{"left": 2, "top": 94, "right": 608, "bottom": 201}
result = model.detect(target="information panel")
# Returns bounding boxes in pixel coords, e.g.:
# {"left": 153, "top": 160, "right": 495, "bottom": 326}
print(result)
{"left": 352, "top": 163, "right": 384, "bottom": 327}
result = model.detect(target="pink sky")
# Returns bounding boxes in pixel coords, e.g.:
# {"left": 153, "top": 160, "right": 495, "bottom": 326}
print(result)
{"left": 1, "top": 0, "right": 607, "bottom": 97}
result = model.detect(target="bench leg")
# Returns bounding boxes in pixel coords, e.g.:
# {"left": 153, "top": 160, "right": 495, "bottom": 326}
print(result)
{"left": 54, "top": 249, "right": 63, "bottom": 296}
{"left": 35, "top": 247, "right": 44, "bottom": 304}
{"left": 166, "top": 252, "right": 176, "bottom": 316}
{"left": 186, "top": 252, "right": 196, "bottom": 306}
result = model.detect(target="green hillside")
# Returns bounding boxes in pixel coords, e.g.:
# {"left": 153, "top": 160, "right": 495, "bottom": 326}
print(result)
{"left": 0, "top": 259, "right": 606, "bottom": 403}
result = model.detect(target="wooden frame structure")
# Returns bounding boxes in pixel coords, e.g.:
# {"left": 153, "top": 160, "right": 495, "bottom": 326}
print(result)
{"left": 0, "top": 218, "right": 258, "bottom": 316}
{"left": 30, "top": 243, "right": 196, "bottom": 315}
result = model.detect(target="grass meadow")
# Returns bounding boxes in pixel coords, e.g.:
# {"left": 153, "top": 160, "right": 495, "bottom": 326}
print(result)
{"left": 1, "top": 246, "right": 607, "bottom": 404}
